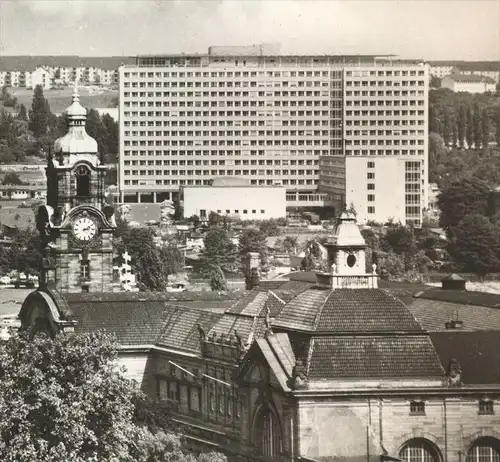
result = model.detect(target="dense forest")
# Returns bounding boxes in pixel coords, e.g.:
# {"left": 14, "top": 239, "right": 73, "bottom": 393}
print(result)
{"left": 428, "top": 88, "right": 500, "bottom": 188}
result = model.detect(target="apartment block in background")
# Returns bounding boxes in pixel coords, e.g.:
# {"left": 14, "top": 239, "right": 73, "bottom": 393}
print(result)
{"left": 118, "top": 47, "right": 428, "bottom": 225}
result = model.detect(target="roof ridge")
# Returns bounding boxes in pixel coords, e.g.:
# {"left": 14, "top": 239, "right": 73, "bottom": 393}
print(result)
{"left": 311, "top": 289, "right": 333, "bottom": 331}
{"left": 306, "top": 337, "right": 315, "bottom": 376}
{"left": 269, "top": 290, "right": 286, "bottom": 305}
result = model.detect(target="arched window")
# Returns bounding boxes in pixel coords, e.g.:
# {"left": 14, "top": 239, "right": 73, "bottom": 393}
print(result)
{"left": 400, "top": 438, "right": 441, "bottom": 462}
{"left": 467, "top": 437, "right": 500, "bottom": 462}
{"left": 75, "top": 166, "right": 91, "bottom": 198}
{"left": 255, "top": 406, "right": 281, "bottom": 459}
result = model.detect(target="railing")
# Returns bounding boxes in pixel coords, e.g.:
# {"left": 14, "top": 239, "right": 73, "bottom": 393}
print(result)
{"left": 316, "top": 272, "right": 378, "bottom": 289}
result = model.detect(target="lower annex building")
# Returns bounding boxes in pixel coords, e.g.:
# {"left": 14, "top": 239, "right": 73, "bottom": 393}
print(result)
{"left": 20, "top": 91, "right": 500, "bottom": 462}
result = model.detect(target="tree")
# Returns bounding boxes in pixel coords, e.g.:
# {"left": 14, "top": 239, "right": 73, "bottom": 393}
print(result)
{"left": 457, "top": 104, "right": 466, "bottom": 149}
{"left": 473, "top": 102, "right": 483, "bottom": 149}
{"left": 466, "top": 105, "right": 474, "bottom": 149}
{"left": 29, "top": 85, "right": 50, "bottom": 137}
{"left": 86, "top": 109, "right": 108, "bottom": 155}
{"left": 238, "top": 228, "right": 268, "bottom": 270}
{"left": 17, "top": 104, "right": 28, "bottom": 122}
{"left": 496, "top": 108, "right": 500, "bottom": 146}
{"left": 282, "top": 235, "right": 298, "bottom": 254}
{"left": 430, "top": 75, "right": 441, "bottom": 89}
{"left": 429, "top": 104, "right": 441, "bottom": 134}
{"left": 448, "top": 213, "right": 500, "bottom": 278}
{"left": 209, "top": 264, "right": 227, "bottom": 291}
{"left": 437, "top": 177, "right": 491, "bottom": 237}
{"left": 0, "top": 330, "right": 227, "bottom": 462}
{"left": 381, "top": 224, "right": 416, "bottom": 256}
{"left": 115, "top": 223, "right": 183, "bottom": 291}
{"left": 201, "top": 227, "right": 237, "bottom": 275}
{"left": 442, "top": 108, "right": 451, "bottom": 146}
{"left": 1, "top": 171, "right": 24, "bottom": 185}
{"left": 482, "top": 108, "right": 490, "bottom": 150}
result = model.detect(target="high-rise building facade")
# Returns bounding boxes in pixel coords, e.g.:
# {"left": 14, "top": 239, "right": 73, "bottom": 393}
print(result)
{"left": 118, "top": 49, "right": 428, "bottom": 225}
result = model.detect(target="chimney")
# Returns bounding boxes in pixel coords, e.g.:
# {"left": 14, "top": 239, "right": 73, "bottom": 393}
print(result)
{"left": 445, "top": 309, "right": 463, "bottom": 329}
{"left": 245, "top": 252, "right": 260, "bottom": 290}
{"left": 441, "top": 274, "right": 466, "bottom": 291}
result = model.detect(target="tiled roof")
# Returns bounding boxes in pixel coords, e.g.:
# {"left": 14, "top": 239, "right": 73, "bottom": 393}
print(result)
{"left": 157, "top": 308, "right": 221, "bottom": 352}
{"left": 273, "top": 288, "right": 423, "bottom": 334}
{"left": 65, "top": 290, "right": 239, "bottom": 303}
{"left": 430, "top": 331, "right": 500, "bottom": 384}
{"left": 207, "top": 312, "right": 265, "bottom": 343}
{"left": 415, "top": 288, "right": 500, "bottom": 308}
{"left": 272, "top": 288, "right": 330, "bottom": 332}
{"left": 316, "top": 289, "right": 423, "bottom": 333}
{"left": 68, "top": 299, "right": 221, "bottom": 353}
{"left": 255, "top": 334, "right": 295, "bottom": 390}
{"left": 408, "top": 298, "right": 500, "bottom": 332}
{"left": 446, "top": 73, "right": 496, "bottom": 84}
{"left": 308, "top": 336, "right": 444, "bottom": 379}
{"left": 228, "top": 290, "right": 268, "bottom": 315}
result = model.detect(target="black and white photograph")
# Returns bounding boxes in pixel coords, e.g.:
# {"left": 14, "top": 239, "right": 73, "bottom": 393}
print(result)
{"left": 0, "top": 0, "right": 499, "bottom": 460}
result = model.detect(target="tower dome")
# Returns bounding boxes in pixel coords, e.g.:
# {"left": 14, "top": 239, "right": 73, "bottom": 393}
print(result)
{"left": 53, "top": 83, "right": 98, "bottom": 157}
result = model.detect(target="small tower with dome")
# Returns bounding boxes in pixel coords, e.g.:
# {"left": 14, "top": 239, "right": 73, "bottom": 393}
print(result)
{"left": 317, "top": 210, "right": 378, "bottom": 289}
{"left": 36, "top": 83, "right": 116, "bottom": 293}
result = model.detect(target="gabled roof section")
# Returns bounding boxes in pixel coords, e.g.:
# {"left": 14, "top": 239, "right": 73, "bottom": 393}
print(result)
{"left": 408, "top": 298, "right": 500, "bottom": 332}
{"left": 446, "top": 73, "right": 496, "bottom": 84}
{"left": 254, "top": 333, "right": 296, "bottom": 391}
{"left": 272, "top": 287, "right": 330, "bottom": 332}
{"left": 228, "top": 290, "right": 269, "bottom": 315}
{"left": 65, "top": 290, "right": 239, "bottom": 303}
{"left": 308, "top": 335, "right": 444, "bottom": 379}
{"left": 430, "top": 331, "right": 500, "bottom": 384}
{"left": 414, "top": 287, "right": 500, "bottom": 308}
{"left": 68, "top": 298, "right": 221, "bottom": 353}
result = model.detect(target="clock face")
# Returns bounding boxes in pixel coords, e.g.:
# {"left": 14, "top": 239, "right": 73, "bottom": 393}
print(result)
{"left": 72, "top": 217, "right": 97, "bottom": 242}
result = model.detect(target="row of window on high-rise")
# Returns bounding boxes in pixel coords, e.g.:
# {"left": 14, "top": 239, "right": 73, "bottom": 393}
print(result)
{"left": 124, "top": 159, "right": 319, "bottom": 166}
{"left": 123, "top": 70, "right": 337, "bottom": 79}
{"left": 123, "top": 169, "right": 319, "bottom": 176}
{"left": 124, "top": 178, "right": 318, "bottom": 186}
{"left": 345, "top": 80, "right": 425, "bottom": 87}
{"left": 123, "top": 110, "right": 330, "bottom": 118}
{"left": 346, "top": 69, "right": 425, "bottom": 77}
{"left": 123, "top": 149, "right": 334, "bottom": 157}
{"left": 346, "top": 150, "right": 424, "bottom": 156}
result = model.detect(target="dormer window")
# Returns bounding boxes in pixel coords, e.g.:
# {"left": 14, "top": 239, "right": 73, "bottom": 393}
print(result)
{"left": 76, "top": 166, "right": 90, "bottom": 198}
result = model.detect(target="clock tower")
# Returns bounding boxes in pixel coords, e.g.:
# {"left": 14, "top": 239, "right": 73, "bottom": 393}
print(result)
{"left": 36, "top": 85, "right": 116, "bottom": 293}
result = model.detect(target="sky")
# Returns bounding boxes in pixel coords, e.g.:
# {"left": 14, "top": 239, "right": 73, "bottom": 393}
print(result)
{"left": 0, "top": 0, "right": 499, "bottom": 60}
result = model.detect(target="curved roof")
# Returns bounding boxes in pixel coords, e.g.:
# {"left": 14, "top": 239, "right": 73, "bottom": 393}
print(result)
{"left": 53, "top": 85, "right": 98, "bottom": 155}
{"left": 273, "top": 288, "right": 423, "bottom": 334}
{"left": 333, "top": 211, "right": 366, "bottom": 247}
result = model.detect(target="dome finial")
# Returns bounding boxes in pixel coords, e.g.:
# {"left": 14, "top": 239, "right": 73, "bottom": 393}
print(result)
{"left": 72, "top": 79, "right": 79, "bottom": 103}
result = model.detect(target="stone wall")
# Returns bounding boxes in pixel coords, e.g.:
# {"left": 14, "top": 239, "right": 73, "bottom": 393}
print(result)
{"left": 297, "top": 395, "right": 500, "bottom": 462}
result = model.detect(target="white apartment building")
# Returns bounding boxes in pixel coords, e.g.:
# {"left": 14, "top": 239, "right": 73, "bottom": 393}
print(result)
{"left": 442, "top": 74, "right": 497, "bottom": 94}
{"left": 343, "top": 65, "right": 428, "bottom": 226}
{"left": 118, "top": 49, "right": 428, "bottom": 225}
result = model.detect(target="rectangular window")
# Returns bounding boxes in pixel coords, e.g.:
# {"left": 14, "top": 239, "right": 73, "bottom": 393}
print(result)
{"left": 367, "top": 206, "right": 375, "bottom": 214}
{"left": 479, "top": 400, "right": 494, "bottom": 415}
{"left": 410, "top": 401, "right": 425, "bottom": 415}
{"left": 80, "top": 261, "right": 90, "bottom": 280}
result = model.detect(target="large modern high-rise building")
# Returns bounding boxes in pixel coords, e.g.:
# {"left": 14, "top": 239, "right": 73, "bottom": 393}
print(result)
{"left": 118, "top": 46, "right": 428, "bottom": 225}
